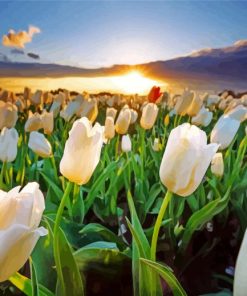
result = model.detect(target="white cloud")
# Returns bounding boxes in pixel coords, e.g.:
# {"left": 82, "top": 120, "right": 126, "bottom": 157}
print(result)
{"left": 2, "top": 25, "right": 41, "bottom": 48}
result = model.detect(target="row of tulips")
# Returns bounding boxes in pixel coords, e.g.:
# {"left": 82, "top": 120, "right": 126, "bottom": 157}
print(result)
{"left": 0, "top": 85, "right": 246, "bottom": 296}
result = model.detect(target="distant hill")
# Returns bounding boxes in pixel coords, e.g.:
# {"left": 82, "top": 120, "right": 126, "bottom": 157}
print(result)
{"left": 0, "top": 40, "right": 246, "bottom": 86}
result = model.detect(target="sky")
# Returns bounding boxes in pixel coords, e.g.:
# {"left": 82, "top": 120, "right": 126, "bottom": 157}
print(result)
{"left": 0, "top": 1, "right": 246, "bottom": 68}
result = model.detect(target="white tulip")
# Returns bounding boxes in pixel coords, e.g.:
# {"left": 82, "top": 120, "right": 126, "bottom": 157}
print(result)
{"left": 206, "top": 95, "right": 221, "bottom": 107}
{"left": 41, "top": 110, "right": 54, "bottom": 135}
{"left": 115, "top": 108, "right": 131, "bottom": 134}
{"left": 0, "top": 182, "right": 47, "bottom": 282}
{"left": 104, "top": 116, "right": 115, "bottom": 140}
{"left": 160, "top": 123, "right": 219, "bottom": 197}
{"left": 130, "top": 109, "right": 138, "bottom": 124}
{"left": 76, "top": 99, "right": 98, "bottom": 123}
{"left": 106, "top": 107, "right": 118, "bottom": 121}
{"left": 60, "top": 95, "right": 84, "bottom": 122}
{"left": 210, "top": 115, "right": 240, "bottom": 150}
{"left": 174, "top": 89, "right": 194, "bottom": 115}
{"left": 28, "top": 132, "right": 52, "bottom": 158}
{"left": 187, "top": 93, "right": 203, "bottom": 117}
{"left": 234, "top": 230, "right": 247, "bottom": 296}
{"left": 226, "top": 104, "right": 247, "bottom": 123}
{"left": 0, "top": 128, "right": 19, "bottom": 163}
{"left": 191, "top": 106, "right": 213, "bottom": 127}
{"left": 140, "top": 103, "right": 158, "bottom": 130}
{"left": 50, "top": 101, "right": 61, "bottom": 118}
{"left": 30, "top": 90, "right": 43, "bottom": 105}
{"left": 60, "top": 117, "right": 104, "bottom": 185}
{"left": 121, "top": 135, "right": 132, "bottom": 152}
{"left": 0, "top": 102, "right": 18, "bottom": 130}
{"left": 25, "top": 111, "right": 42, "bottom": 132}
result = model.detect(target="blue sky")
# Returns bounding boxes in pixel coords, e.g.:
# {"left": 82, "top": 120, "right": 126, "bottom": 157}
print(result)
{"left": 0, "top": 1, "right": 246, "bottom": 68}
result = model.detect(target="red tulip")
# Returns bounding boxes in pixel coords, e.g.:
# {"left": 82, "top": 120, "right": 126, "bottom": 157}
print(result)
{"left": 148, "top": 86, "right": 162, "bottom": 103}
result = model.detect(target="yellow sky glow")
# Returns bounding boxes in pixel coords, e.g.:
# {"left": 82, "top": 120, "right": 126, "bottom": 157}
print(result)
{"left": 0, "top": 71, "right": 167, "bottom": 94}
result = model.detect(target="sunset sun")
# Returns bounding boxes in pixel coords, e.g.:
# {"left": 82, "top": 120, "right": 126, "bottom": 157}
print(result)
{"left": 109, "top": 71, "right": 164, "bottom": 94}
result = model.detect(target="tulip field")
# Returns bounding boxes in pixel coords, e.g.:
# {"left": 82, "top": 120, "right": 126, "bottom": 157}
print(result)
{"left": 0, "top": 86, "right": 246, "bottom": 296}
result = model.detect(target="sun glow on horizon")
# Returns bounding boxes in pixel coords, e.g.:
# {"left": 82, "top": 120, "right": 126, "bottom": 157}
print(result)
{"left": 109, "top": 71, "right": 165, "bottom": 94}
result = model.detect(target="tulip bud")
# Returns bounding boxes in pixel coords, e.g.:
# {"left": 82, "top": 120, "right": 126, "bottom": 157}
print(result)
{"left": 191, "top": 106, "right": 213, "bottom": 127}
{"left": 106, "top": 96, "right": 115, "bottom": 107}
{"left": 106, "top": 107, "right": 117, "bottom": 121}
{"left": 54, "top": 92, "right": 66, "bottom": 106}
{"left": 60, "top": 100, "right": 81, "bottom": 122}
{"left": 210, "top": 115, "right": 240, "bottom": 150}
{"left": 148, "top": 86, "right": 162, "bottom": 103}
{"left": 23, "top": 87, "right": 31, "bottom": 102}
{"left": 160, "top": 123, "right": 219, "bottom": 197}
{"left": 0, "top": 128, "right": 19, "bottom": 163}
{"left": 60, "top": 117, "right": 104, "bottom": 185}
{"left": 211, "top": 152, "right": 224, "bottom": 177}
{"left": 28, "top": 132, "right": 52, "bottom": 158}
{"left": 174, "top": 89, "right": 194, "bottom": 115}
{"left": 152, "top": 138, "right": 160, "bottom": 151}
{"left": 121, "top": 135, "right": 132, "bottom": 152}
{"left": 234, "top": 230, "right": 247, "bottom": 296}
{"left": 206, "top": 95, "right": 221, "bottom": 107}
{"left": 164, "top": 114, "right": 170, "bottom": 126}
{"left": 104, "top": 116, "right": 115, "bottom": 140}
{"left": 76, "top": 99, "right": 98, "bottom": 123}
{"left": 50, "top": 101, "right": 61, "bottom": 118}
{"left": 41, "top": 110, "right": 54, "bottom": 135}
{"left": 0, "top": 102, "right": 18, "bottom": 130}
{"left": 25, "top": 111, "right": 42, "bottom": 132}
{"left": 115, "top": 108, "right": 131, "bottom": 134}
{"left": 187, "top": 93, "right": 203, "bottom": 117}
{"left": 130, "top": 109, "right": 138, "bottom": 124}
{"left": 31, "top": 90, "right": 43, "bottom": 105}
{"left": 0, "top": 183, "right": 47, "bottom": 282}
{"left": 43, "top": 91, "right": 53, "bottom": 104}
{"left": 140, "top": 103, "right": 158, "bottom": 130}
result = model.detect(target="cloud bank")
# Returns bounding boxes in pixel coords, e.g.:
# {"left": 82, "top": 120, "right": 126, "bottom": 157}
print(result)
{"left": 2, "top": 26, "right": 41, "bottom": 48}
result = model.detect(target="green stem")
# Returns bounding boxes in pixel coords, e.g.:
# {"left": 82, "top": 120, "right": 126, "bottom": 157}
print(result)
{"left": 5, "top": 163, "right": 10, "bottom": 186}
{"left": 151, "top": 190, "right": 173, "bottom": 261}
{"left": 50, "top": 155, "right": 59, "bottom": 182}
{"left": 0, "top": 162, "right": 7, "bottom": 189}
{"left": 126, "top": 152, "right": 131, "bottom": 187}
{"left": 53, "top": 181, "right": 73, "bottom": 296}
{"left": 115, "top": 134, "right": 120, "bottom": 159}
{"left": 140, "top": 128, "right": 146, "bottom": 180}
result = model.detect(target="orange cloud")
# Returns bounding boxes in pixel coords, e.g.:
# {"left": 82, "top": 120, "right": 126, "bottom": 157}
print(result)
{"left": 2, "top": 26, "right": 41, "bottom": 48}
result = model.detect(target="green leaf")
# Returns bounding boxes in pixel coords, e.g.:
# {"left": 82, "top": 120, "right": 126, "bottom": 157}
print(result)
{"left": 74, "top": 242, "right": 129, "bottom": 271}
{"left": 140, "top": 258, "right": 187, "bottom": 296}
{"left": 145, "top": 183, "right": 163, "bottom": 214}
{"left": 55, "top": 228, "right": 85, "bottom": 296}
{"left": 32, "top": 217, "right": 56, "bottom": 293}
{"left": 79, "top": 223, "right": 125, "bottom": 249}
{"left": 9, "top": 272, "right": 54, "bottom": 296}
{"left": 126, "top": 217, "right": 147, "bottom": 258}
{"left": 180, "top": 187, "right": 231, "bottom": 252}
{"left": 30, "top": 258, "right": 39, "bottom": 296}
{"left": 84, "top": 161, "right": 118, "bottom": 213}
